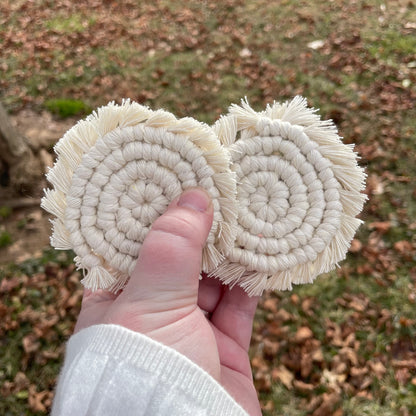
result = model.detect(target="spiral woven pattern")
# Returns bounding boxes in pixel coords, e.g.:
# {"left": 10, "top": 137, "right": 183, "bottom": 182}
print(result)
{"left": 42, "top": 100, "right": 237, "bottom": 292}
{"left": 211, "top": 97, "right": 366, "bottom": 295}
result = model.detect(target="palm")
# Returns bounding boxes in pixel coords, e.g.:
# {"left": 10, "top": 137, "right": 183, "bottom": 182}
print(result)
{"left": 72, "top": 189, "right": 261, "bottom": 415}
{"left": 75, "top": 278, "right": 261, "bottom": 415}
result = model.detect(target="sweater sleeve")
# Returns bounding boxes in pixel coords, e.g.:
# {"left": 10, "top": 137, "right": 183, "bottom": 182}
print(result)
{"left": 51, "top": 324, "right": 250, "bottom": 416}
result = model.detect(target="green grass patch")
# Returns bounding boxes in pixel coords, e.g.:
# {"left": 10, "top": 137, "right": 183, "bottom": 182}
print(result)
{"left": 44, "top": 12, "right": 96, "bottom": 34}
{"left": 44, "top": 98, "right": 91, "bottom": 118}
{"left": 0, "top": 230, "right": 12, "bottom": 247}
{"left": 0, "top": 206, "right": 12, "bottom": 219}
{"left": 262, "top": 384, "right": 308, "bottom": 416}
{"left": 366, "top": 28, "right": 416, "bottom": 63}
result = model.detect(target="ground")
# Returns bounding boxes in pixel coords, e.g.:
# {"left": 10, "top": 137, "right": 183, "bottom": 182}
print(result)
{"left": 0, "top": 1, "right": 415, "bottom": 415}
{"left": 0, "top": 111, "right": 76, "bottom": 264}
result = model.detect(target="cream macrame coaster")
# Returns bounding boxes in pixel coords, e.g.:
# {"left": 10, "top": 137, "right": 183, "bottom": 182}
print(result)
{"left": 211, "top": 97, "right": 367, "bottom": 296}
{"left": 41, "top": 100, "right": 237, "bottom": 292}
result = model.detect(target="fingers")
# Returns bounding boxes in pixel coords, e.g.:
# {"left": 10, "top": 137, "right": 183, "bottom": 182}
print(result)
{"left": 121, "top": 188, "right": 214, "bottom": 307}
{"left": 210, "top": 285, "right": 259, "bottom": 351}
{"left": 198, "top": 274, "right": 224, "bottom": 314}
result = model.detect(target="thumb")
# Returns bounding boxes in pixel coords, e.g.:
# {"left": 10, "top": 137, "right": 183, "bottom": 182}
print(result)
{"left": 122, "top": 187, "right": 214, "bottom": 305}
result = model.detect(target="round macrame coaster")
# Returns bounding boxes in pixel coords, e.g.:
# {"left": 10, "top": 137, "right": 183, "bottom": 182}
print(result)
{"left": 211, "top": 96, "right": 367, "bottom": 296}
{"left": 42, "top": 100, "right": 237, "bottom": 292}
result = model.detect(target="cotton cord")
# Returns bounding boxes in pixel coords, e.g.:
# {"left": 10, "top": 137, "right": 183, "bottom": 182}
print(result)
{"left": 42, "top": 97, "right": 366, "bottom": 296}
{"left": 42, "top": 100, "right": 237, "bottom": 292}
{"left": 210, "top": 97, "right": 367, "bottom": 295}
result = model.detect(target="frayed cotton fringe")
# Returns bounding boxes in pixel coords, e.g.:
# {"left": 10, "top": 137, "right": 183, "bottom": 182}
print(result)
{"left": 42, "top": 99, "right": 237, "bottom": 292}
{"left": 210, "top": 96, "right": 367, "bottom": 296}
{"left": 41, "top": 96, "right": 366, "bottom": 297}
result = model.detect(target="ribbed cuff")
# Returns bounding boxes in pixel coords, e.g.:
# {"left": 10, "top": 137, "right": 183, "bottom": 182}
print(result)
{"left": 66, "top": 324, "right": 249, "bottom": 416}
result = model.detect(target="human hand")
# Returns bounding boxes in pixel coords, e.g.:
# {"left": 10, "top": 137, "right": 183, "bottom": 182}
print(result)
{"left": 74, "top": 188, "right": 262, "bottom": 416}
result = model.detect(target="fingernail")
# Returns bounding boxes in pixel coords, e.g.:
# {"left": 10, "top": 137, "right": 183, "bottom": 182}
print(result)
{"left": 178, "top": 188, "right": 211, "bottom": 212}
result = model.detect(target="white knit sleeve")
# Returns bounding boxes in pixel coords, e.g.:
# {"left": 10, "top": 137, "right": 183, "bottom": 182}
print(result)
{"left": 51, "top": 324, "right": 250, "bottom": 416}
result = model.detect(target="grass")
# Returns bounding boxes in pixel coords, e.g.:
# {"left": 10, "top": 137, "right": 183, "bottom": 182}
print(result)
{"left": 0, "top": 231, "right": 12, "bottom": 248}
{"left": 44, "top": 98, "right": 91, "bottom": 118}
{"left": 0, "top": 207, "right": 12, "bottom": 219}
{"left": 44, "top": 12, "right": 96, "bottom": 34}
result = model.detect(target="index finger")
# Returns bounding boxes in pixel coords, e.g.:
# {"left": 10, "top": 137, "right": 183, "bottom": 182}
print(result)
{"left": 210, "top": 285, "right": 259, "bottom": 351}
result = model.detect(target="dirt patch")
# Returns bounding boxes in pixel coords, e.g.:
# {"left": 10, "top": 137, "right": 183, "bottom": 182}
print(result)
{"left": 0, "top": 110, "right": 77, "bottom": 265}
{"left": 0, "top": 208, "right": 52, "bottom": 265}
{"left": 10, "top": 109, "right": 77, "bottom": 152}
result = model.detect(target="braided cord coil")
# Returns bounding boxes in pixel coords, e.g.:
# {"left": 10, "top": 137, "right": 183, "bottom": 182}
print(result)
{"left": 41, "top": 100, "right": 237, "bottom": 292}
{"left": 210, "top": 97, "right": 367, "bottom": 295}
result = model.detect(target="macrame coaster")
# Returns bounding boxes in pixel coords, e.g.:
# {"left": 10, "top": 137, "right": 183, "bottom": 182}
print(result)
{"left": 211, "top": 97, "right": 367, "bottom": 296}
{"left": 41, "top": 100, "right": 237, "bottom": 292}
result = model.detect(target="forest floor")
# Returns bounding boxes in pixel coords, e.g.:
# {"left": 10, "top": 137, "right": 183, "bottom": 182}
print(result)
{"left": 0, "top": 1, "right": 415, "bottom": 415}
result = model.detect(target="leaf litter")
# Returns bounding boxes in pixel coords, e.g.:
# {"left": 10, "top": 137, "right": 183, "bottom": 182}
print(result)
{"left": 1, "top": 0, "right": 416, "bottom": 414}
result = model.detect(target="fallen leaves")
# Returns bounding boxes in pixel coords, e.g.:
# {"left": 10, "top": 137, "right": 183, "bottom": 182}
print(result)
{"left": 0, "top": 0, "right": 415, "bottom": 415}
{"left": 28, "top": 385, "right": 53, "bottom": 413}
{"left": 0, "top": 254, "right": 83, "bottom": 414}
{"left": 393, "top": 240, "right": 415, "bottom": 261}
{"left": 348, "top": 238, "right": 362, "bottom": 253}
{"left": 294, "top": 326, "right": 314, "bottom": 343}
{"left": 22, "top": 333, "right": 41, "bottom": 355}
{"left": 252, "top": 287, "right": 416, "bottom": 415}
{"left": 272, "top": 365, "right": 294, "bottom": 390}
{"left": 368, "top": 221, "right": 391, "bottom": 234}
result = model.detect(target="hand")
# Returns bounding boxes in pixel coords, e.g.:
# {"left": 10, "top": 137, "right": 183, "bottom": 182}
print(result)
{"left": 74, "top": 188, "right": 262, "bottom": 416}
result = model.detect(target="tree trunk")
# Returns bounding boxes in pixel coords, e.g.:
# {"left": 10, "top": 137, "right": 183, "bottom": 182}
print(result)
{"left": 0, "top": 102, "right": 43, "bottom": 194}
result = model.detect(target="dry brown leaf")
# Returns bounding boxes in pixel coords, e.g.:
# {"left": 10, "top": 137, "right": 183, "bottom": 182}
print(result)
{"left": 28, "top": 385, "right": 52, "bottom": 413}
{"left": 254, "top": 367, "right": 272, "bottom": 392}
{"left": 339, "top": 347, "right": 359, "bottom": 366}
{"left": 271, "top": 365, "right": 294, "bottom": 389}
{"left": 301, "top": 353, "right": 314, "bottom": 378}
{"left": 22, "top": 333, "right": 40, "bottom": 354}
{"left": 0, "top": 301, "right": 8, "bottom": 319}
{"left": 366, "top": 174, "right": 384, "bottom": 195}
{"left": 0, "top": 371, "right": 30, "bottom": 396}
{"left": 369, "top": 360, "right": 387, "bottom": 378}
{"left": 349, "top": 238, "right": 362, "bottom": 253}
{"left": 326, "top": 319, "right": 344, "bottom": 346}
{"left": 321, "top": 369, "right": 346, "bottom": 392}
{"left": 301, "top": 297, "right": 315, "bottom": 315}
{"left": 251, "top": 356, "right": 268, "bottom": 371}
{"left": 394, "top": 240, "right": 413, "bottom": 253}
{"left": 348, "top": 295, "right": 369, "bottom": 312}
{"left": 392, "top": 359, "right": 416, "bottom": 369}
{"left": 290, "top": 294, "right": 300, "bottom": 304}
{"left": 261, "top": 400, "right": 274, "bottom": 412}
{"left": 306, "top": 396, "right": 323, "bottom": 412}
{"left": 294, "top": 326, "right": 314, "bottom": 343}
{"left": 368, "top": 221, "right": 391, "bottom": 233}
{"left": 312, "top": 392, "right": 341, "bottom": 416}
{"left": 0, "top": 275, "right": 21, "bottom": 293}
{"left": 293, "top": 379, "right": 315, "bottom": 393}
{"left": 263, "top": 338, "right": 280, "bottom": 357}
{"left": 356, "top": 390, "right": 373, "bottom": 399}
{"left": 311, "top": 347, "right": 324, "bottom": 363}
{"left": 395, "top": 368, "right": 411, "bottom": 385}
{"left": 275, "top": 308, "right": 292, "bottom": 322}
{"left": 262, "top": 297, "right": 279, "bottom": 313}
{"left": 332, "top": 357, "right": 348, "bottom": 375}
